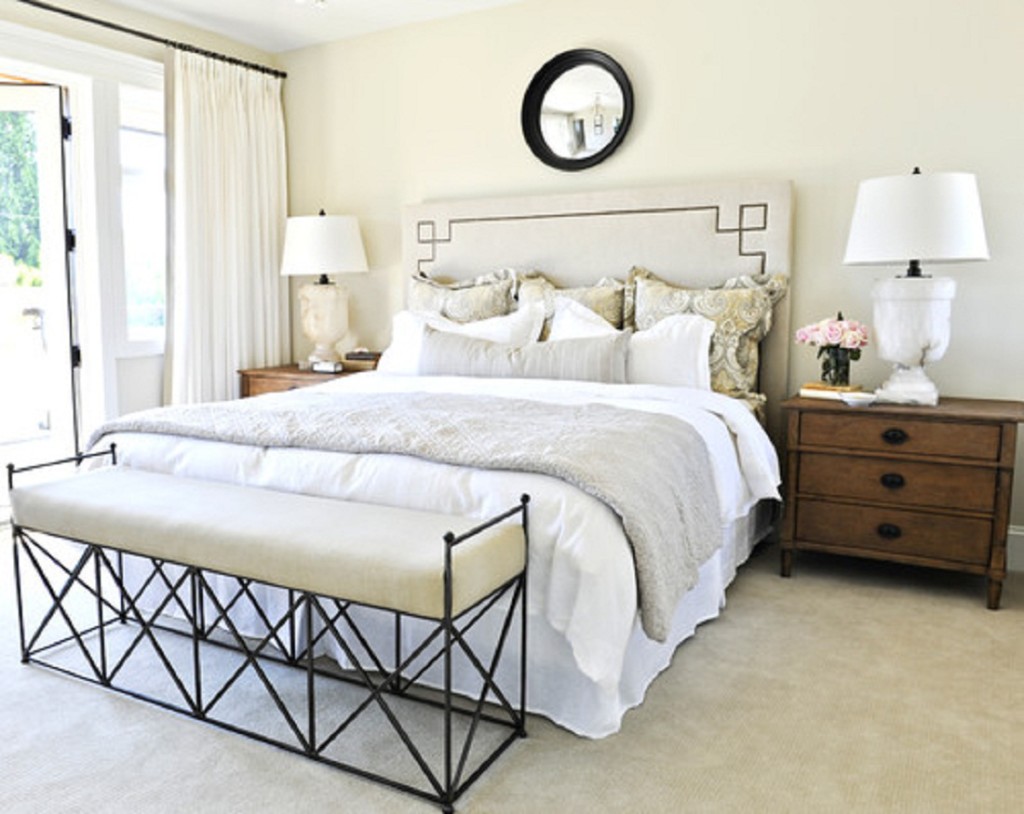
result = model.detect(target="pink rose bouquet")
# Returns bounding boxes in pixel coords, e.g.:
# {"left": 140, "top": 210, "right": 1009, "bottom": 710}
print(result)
{"left": 795, "top": 312, "right": 869, "bottom": 386}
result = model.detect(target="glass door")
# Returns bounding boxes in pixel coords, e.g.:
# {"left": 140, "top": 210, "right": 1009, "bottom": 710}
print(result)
{"left": 0, "top": 83, "right": 77, "bottom": 483}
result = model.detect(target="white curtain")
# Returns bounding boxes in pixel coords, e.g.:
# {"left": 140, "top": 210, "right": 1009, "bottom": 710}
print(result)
{"left": 164, "top": 49, "right": 289, "bottom": 404}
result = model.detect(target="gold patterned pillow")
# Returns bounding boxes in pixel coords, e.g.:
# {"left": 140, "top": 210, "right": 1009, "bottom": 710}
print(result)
{"left": 517, "top": 273, "right": 625, "bottom": 338}
{"left": 623, "top": 268, "right": 788, "bottom": 329}
{"left": 716, "top": 272, "right": 789, "bottom": 307}
{"left": 407, "top": 268, "right": 516, "bottom": 323}
{"left": 631, "top": 268, "right": 776, "bottom": 398}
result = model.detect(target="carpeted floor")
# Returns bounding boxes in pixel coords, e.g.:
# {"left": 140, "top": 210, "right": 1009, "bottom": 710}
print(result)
{"left": 1, "top": 527, "right": 1021, "bottom": 813}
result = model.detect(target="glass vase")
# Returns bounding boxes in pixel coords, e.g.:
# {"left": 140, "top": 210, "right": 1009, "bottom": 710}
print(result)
{"left": 820, "top": 346, "right": 851, "bottom": 387}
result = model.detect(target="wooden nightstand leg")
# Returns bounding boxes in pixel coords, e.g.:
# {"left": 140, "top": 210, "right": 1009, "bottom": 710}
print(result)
{"left": 780, "top": 548, "right": 792, "bottom": 577}
{"left": 987, "top": 578, "right": 1003, "bottom": 610}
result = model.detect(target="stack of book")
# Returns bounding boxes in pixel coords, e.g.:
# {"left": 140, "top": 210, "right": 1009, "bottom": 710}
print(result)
{"left": 798, "top": 382, "right": 864, "bottom": 400}
{"left": 343, "top": 350, "right": 382, "bottom": 372}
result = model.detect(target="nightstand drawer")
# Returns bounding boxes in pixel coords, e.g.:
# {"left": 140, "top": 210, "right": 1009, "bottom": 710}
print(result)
{"left": 799, "top": 413, "right": 1001, "bottom": 461}
{"left": 244, "top": 377, "right": 303, "bottom": 396}
{"left": 798, "top": 452, "right": 997, "bottom": 512}
{"left": 796, "top": 499, "right": 991, "bottom": 565}
{"left": 239, "top": 365, "right": 353, "bottom": 397}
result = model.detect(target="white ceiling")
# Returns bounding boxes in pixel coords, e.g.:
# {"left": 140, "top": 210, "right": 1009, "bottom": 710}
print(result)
{"left": 101, "top": 0, "right": 523, "bottom": 54}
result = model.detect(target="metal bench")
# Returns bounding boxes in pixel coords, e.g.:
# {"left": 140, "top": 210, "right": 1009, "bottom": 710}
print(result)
{"left": 8, "top": 446, "right": 529, "bottom": 813}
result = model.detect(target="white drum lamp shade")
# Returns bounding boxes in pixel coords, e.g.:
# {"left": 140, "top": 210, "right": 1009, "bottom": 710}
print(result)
{"left": 843, "top": 169, "right": 988, "bottom": 406}
{"left": 281, "top": 212, "right": 369, "bottom": 364}
{"left": 281, "top": 213, "right": 368, "bottom": 283}
{"left": 844, "top": 171, "right": 989, "bottom": 270}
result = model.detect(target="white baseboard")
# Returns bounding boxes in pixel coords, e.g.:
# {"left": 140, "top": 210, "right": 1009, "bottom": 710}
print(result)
{"left": 1009, "top": 525, "right": 1024, "bottom": 573}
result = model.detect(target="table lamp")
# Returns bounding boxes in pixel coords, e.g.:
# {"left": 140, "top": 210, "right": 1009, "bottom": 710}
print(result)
{"left": 843, "top": 168, "right": 988, "bottom": 405}
{"left": 281, "top": 211, "right": 368, "bottom": 370}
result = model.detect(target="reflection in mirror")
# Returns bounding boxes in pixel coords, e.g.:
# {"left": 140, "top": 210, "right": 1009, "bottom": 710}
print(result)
{"left": 540, "top": 65, "right": 624, "bottom": 160}
{"left": 522, "top": 50, "right": 633, "bottom": 171}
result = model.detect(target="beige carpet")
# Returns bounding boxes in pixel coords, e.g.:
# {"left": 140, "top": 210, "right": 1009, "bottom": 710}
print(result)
{"left": 1, "top": 527, "right": 1021, "bottom": 813}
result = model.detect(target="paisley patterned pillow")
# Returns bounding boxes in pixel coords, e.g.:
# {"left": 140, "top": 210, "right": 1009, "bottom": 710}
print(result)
{"left": 517, "top": 273, "right": 625, "bottom": 338}
{"left": 716, "top": 271, "right": 789, "bottom": 307}
{"left": 631, "top": 268, "right": 778, "bottom": 399}
{"left": 623, "top": 268, "right": 788, "bottom": 329}
{"left": 407, "top": 268, "right": 516, "bottom": 323}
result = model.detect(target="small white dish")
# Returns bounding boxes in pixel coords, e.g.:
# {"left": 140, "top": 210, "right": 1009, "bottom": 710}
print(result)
{"left": 839, "top": 391, "right": 877, "bottom": 407}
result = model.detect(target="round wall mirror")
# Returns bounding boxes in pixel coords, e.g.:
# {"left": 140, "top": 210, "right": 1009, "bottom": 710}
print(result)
{"left": 521, "top": 49, "right": 634, "bottom": 171}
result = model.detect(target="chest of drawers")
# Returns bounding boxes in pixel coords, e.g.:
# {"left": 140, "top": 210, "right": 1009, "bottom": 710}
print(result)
{"left": 780, "top": 396, "right": 1024, "bottom": 608}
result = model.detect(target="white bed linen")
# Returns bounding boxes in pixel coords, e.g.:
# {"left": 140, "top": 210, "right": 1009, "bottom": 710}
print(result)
{"left": 100, "top": 373, "right": 780, "bottom": 736}
{"left": 316, "top": 373, "right": 780, "bottom": 522}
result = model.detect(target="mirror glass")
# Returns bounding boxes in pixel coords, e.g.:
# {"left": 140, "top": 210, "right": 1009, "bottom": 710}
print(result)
{"left": 521, "top": 50, "right": 634, "bottom": 171}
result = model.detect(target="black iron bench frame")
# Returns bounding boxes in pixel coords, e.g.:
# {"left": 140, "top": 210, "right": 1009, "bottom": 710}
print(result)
{"left": 8, "top": 447, "right": 529, "bottom": 814}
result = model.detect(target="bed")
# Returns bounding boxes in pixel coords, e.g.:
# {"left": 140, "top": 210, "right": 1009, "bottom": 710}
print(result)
{"left": 89, "top": 181, "right": 793, "bottom": 738}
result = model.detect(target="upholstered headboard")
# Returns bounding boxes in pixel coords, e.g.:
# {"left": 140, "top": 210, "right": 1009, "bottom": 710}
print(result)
{"left": 403, "top": 181, "right": 793, "bottom": 439}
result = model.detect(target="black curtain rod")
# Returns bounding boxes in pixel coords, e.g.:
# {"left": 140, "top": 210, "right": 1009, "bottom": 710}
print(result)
{"left": 18, "top": 0, "right": 287, "bottom": 79}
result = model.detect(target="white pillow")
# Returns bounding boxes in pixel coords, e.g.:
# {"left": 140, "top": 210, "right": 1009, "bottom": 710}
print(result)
{"left": 418, "top": 328, "right": 629, "bottom": 383}
{"left": 377, "top": 303, "right": 544, "bottom": 375}
{"left": 627, "top": 314, "right": 715, "bottom": 389}
{"left": 547, "top": 296, "right": 620, "bottom": 341}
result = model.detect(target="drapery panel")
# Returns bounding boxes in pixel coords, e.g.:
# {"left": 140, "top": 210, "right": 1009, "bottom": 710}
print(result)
{"left": 164, "top": 50, "right": 288, "bottom": 404}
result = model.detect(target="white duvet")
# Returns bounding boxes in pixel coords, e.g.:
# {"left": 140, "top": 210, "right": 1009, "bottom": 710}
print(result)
{"left": 100, "top": 373, "right": 780, "bottom": 735}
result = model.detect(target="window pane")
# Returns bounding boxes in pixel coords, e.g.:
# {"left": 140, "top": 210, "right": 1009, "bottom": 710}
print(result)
{"left": 120, "top": 126, "right": 165, "bottom": 342}
{"left": 0, "top": 109, "right": 48, "bottom": 444}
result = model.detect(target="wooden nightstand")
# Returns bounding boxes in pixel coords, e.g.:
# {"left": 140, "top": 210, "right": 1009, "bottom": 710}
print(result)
{"left": 238, "top": 364, "right": 364, "bottom": 397}
{"left": 780, "top": 396, "right": 1024, "bottom": 608}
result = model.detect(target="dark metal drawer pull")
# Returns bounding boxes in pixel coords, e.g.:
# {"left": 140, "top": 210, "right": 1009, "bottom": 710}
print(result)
{"left": 877, "top": 523, "right": 902, "bottom": 539}
{"left": 882, "top": 428, "right": 908, "bottom": 445}
{"left": 880, "top": 473, "right": 905, "bottom": 489}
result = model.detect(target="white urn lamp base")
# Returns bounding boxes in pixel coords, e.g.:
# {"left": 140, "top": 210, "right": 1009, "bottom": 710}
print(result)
{"left": 875, "top": 364, "right": 940, "bottom": 406}
{"left": 871, "top": 275, "right": 956, "bottom": 408}
{"left": 299, "top": 281, "right": 352, "bottom": 364}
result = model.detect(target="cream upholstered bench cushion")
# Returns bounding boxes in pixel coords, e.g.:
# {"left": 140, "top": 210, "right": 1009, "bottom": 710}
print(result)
{"left": 10, "top": 468, "right": 525, "bottom": 619}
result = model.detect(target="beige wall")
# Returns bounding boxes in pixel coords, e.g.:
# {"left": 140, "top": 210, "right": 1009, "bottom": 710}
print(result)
{"left": 280, "top": 0, "right": 1024, "bottom": 537}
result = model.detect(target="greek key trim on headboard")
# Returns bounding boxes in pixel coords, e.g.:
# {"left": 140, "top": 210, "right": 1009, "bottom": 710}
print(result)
{"left": 415, "top": 202, "right": 771, "bottom": 277}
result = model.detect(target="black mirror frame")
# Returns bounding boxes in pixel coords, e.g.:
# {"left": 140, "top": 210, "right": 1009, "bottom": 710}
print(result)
{"left": 521, "top": 49, "right": 634, "bottom": 172}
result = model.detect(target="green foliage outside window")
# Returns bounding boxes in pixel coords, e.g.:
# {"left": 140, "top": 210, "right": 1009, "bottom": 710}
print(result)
{"left": 0, "top": 110, "right": 42, "bottom": 285}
